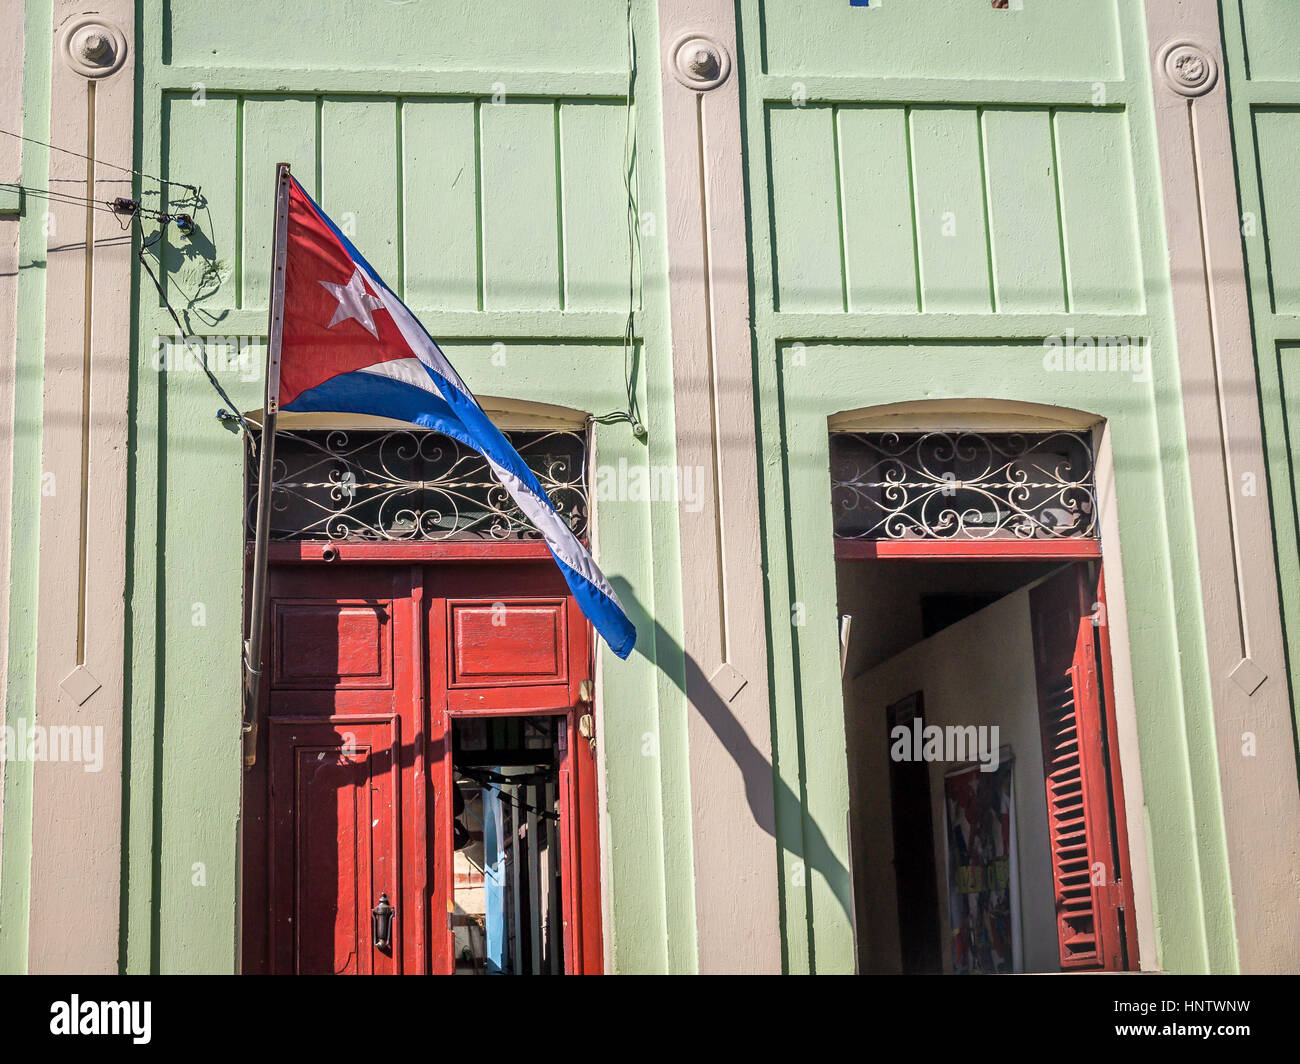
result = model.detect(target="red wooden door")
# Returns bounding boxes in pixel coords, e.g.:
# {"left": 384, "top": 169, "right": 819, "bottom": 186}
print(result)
{"left": 244, "top": 564, "right": 427, "bottom": 974}
{"left": 425, "top": 560, "right": 602, "bottom": 975}
{"left": 268, "top": 717, "right": 397, "bottom": 974}
{"left": 1029, "top": 563, "right": 1137, "bottom": 971}
{"left": 243, "top": 552, "right": 602, "bottom": 975}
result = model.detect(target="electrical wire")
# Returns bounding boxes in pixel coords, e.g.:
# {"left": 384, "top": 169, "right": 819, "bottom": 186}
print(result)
{"left": 457, "top": 766, "right": 561, "bottom": 822}
{"left": 0, "top": 126, "right": 200, "bottom": 197}
{"left": 589, "top": 0, "right": 644, "bottom": 435}
{"left": 134, "top": 216, "right": 254, "bottom": 435}
{"left": 463, "top": 784, "right": 559, "bottom": 823}
{"left": 0, "top": 177, "right": 201, "bottom": 232}
{"left": 3, "top": 171, "right": 241, "bottom": 431}
{"left": 0, "top": 181, "right": 132, "bottom": 217}
{"left": 1, "top": 120, "right": 235, "bottom": 430}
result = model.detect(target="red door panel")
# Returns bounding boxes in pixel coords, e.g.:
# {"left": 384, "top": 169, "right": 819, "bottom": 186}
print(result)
{"left": 274, "top": 599, "right": 394, "bottom": 688}
{"left": 432, "top": 564, "right": 580, "bottom": 710}
{"left": 447, "top": 598, "right": 569, "bottom": 687}
{"left": 1029, "top": 563, "right": 1136, "bottom": 972}
{"left": 268, "top": 718, "right": 398, "bottom": 974}
{"left": 246, "top": 564, "right": 425, "bottom": 974}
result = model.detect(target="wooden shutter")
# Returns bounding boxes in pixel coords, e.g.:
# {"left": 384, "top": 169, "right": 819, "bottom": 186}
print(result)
{"left": 1030, "top": 565, "right": 1135, "bottom": 971}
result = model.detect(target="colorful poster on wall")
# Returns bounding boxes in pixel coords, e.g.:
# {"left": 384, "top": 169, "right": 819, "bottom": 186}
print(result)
{"left": 943, "top": 752, "right": 1021, "bottom": 974}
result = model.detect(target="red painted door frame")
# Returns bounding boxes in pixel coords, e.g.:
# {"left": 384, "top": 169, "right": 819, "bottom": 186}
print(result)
{"left": 834, "top": 539, "right": 1102, "bottom": 561}
{"left": 242, "top": 541, "right": 604, "bottom": 975}
{"left": 836, "top": 535, "right": 1138, "bottom": 972}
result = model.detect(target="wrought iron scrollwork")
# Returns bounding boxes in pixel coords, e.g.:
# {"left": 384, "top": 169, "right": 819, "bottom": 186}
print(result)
{"left": 246, "top": 428, "right": 588, "bottom": 542}
{"left": 830, "top": 431, "right": 1097, "bottom": 541}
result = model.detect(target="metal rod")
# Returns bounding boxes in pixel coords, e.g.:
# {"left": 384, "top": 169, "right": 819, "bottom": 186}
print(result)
{"left": 511, "top": 793, "right": 522, "bottom": 972}
{"left": 244, "top": 163, "right": 293, "bottom": 715}
{"left": 546, "top": 778, "right": 561, "bottom": 974}
{"left": 528, "top": 783, "right": 541, "bottom": 975}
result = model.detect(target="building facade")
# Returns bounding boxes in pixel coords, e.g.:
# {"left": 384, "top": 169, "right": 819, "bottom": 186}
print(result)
{"left": 0, "top": 0, "right": 1298, "bottom": 974}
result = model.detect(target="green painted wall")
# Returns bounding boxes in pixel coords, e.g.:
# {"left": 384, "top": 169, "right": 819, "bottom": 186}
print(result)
{"left": 0, "top": 0, "right": 1262, "bottom": 976}
{"left": 739, "top": 0, "right": 1235, "bottom": 973}
{"left": 118, "top": 0, "right": 696, "bottom": 973}
{"left": 1218, "top": 2, "right": 1300, "bottom": 742}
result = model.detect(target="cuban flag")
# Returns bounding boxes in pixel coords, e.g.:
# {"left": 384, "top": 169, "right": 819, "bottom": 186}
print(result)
{"left": 277, "top": 175, "right": 636, "bottom": 658}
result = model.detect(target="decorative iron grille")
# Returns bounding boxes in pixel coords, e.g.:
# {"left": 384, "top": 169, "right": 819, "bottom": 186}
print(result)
{"left": 830, "top": 431, "right": 1097, "bottom": 541}
{"left": 246, "top": 428, "right": 588, "bottom": 542}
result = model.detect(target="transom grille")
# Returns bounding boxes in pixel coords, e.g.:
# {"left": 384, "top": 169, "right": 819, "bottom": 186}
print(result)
{"left": 830, "top": 430, "right": 1097, "bottom": 541}
{"left": 246, "top": 428, "right": 588, "bottom": 542}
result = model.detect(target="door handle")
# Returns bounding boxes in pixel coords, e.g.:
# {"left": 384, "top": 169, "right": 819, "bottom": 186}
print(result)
{"left": 372, "top": 892, "right": 395, "bottom": 952}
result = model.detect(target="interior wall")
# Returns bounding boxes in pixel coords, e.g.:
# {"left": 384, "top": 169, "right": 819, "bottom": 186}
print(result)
{"left": 836, "top": 559, "right": 1063, "bottom": 676}
{"left": 846, "top": 581, "right": 1059, "bottom": 974}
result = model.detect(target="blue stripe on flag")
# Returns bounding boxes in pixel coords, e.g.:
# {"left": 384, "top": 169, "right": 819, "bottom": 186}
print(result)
{"left": 284, "top": 366, "right": 463, "bottom": 430}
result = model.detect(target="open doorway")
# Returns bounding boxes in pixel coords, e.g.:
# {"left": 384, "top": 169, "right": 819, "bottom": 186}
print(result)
{"left": 829, "top": 426, "right": 1138, "bottom": 975}
{"left": 450, "top": 714, "right": 566, "bottom": 975}
{"left": 240, "top": 426, "right": 606, "bottom": 976}
{"left": 839, "top": 556, "right": 1138, "bottom": 974}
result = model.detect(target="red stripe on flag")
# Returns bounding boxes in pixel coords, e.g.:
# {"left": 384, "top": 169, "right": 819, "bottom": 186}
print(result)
{"left": 278, "top": 178, "right": 411, "bottom": 408}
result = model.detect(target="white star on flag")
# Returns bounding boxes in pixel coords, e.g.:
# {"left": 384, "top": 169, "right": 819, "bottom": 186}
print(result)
{"left": 320, "top": 267, "right": 385, "bottom": 338}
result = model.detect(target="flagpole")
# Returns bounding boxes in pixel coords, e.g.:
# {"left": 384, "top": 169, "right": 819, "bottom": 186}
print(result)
{"left": 243, "top": 162, "right": 292, "bottom": 763}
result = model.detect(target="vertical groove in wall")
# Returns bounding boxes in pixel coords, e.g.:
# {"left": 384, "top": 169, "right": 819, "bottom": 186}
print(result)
{"left": 1048, "top": 108, "right": 1073, "bottom": 313}
{"left": 771, "top": 360, "right": 816, "bottom": 970}
{"left": 764, "top": 106, "right": 783, "bottom": 312}
{"left": 76, "top": 81, "right": 96, "bottom": 664}
{"left": 1186, "top": 99, "right": 1250, "bottom": 655}
{"left": 903, "top": 105, "right": 923, "bottom": 313}
{"left": 1236, "top": 0, "right": 1253, "bottom": 80}
{"left": 831, "top": 106, "right": 849, "bottom": 313}
{"left": 157, "top": 96, "right": 169, "bottom": 308}
{"left": 150, "top": 324, "right": 167, "bottom": 973}
{"left": 1248, "top": 112, "right": 1281, "bottom": 315}
{"left": 234, "top": 94, "right": 244, "bottom": 309}
{"left": 695, "top": 92, "right": 728, "bottom": 661}
{"left": 1121, "top": 110, "right": 1150, "bottom": 317}
{"left": 313, "top": 94, "right": 322, "bottom": 199}
{"left": 473, "top": 98, "right": 484, "bottom": 312}
{"left": 395, "top": 97, "right": 405, "bottom": 301}
{"left": 975, "top": 106, "right": 997, "bottom": 313}
{"left": 553, "top": 99, "right": 566, "bottom": 311}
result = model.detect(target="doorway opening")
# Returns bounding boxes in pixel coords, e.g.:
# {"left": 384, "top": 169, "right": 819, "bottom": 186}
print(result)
{"left": 831, "top": 427, "right": 1139, "bottom": 974}
{"left": 450, "top": 714, "right": 567, "bottom": 975}
{"left": 239, "top": 425, "right": 604, "bottom": 975}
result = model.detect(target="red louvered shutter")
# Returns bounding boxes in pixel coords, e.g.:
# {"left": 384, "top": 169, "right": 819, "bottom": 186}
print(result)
{"left": 1030, "top": 565, "right": 1135, "bottom": 972}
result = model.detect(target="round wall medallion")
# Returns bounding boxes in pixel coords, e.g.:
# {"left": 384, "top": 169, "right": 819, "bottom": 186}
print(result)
{"left": 671, "top": 34, "right": 731, "bottom": 91}
{"left": 59, "top": 16, "right": 128, "bottom": 78}
{"left": 1158, "top": 40, "right": 1218, "bottom": 97}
